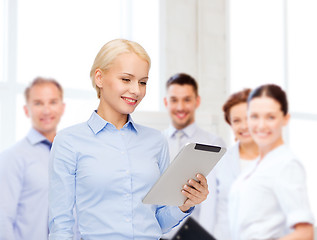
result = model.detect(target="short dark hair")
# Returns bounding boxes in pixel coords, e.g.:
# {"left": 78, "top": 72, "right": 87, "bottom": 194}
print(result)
{"left": 24, "top": 77, "right": 63, "bottom": 102}
{"left": 166, "top": 73, "right": 198, "bottom": 96}
{"left": 222, "top": 88, "right": 252, "bottom": 125}
{"left": 247, "top": 84, "right": 288, "bottom": 115}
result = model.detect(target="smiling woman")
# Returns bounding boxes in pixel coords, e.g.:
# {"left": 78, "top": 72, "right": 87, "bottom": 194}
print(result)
{"left": 228, "top": 84, "right": 314, "bottom": 240}
{"left": 48, "top": 39, "right": 210, "bottom": 240}
{"left": 91, "top": 41, "right": 150, "bottom": 129}
{"left": 229, "top": 0, "right": 317, "bottom": 222}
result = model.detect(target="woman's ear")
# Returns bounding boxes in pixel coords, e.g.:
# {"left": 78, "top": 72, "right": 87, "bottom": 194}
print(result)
{"left": 283, "top": 113, "right": 291, "bottom": 126}
{"left": 94, "top": 69, "right": 103, "bottom": 88}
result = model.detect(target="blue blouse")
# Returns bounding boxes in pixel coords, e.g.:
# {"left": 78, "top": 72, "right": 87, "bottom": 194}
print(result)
{"left": 49, "top": 111, "right": 191, "bottom": 240}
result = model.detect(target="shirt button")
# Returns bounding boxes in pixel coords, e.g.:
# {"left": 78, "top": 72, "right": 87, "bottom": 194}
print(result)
{"left": 125, "top": 170, "right": 130, "bottom": 174}
{"left": 120, "top": 132, "right": 125, "bottom": 136}
{"left": 125, "top": 218, "right": 131, "bottom": 222}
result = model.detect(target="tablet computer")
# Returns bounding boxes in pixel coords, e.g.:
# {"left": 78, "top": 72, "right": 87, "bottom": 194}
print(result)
{"left": 142, "top": 143, "right": 226, "bottom": 206}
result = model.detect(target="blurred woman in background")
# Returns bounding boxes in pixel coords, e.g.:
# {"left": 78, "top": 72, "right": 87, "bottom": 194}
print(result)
{"left": 207, "top": 88, "right": 259, "bottom": 239}
{"left": 228, "top": 84, "right": 314, "bottom": 240}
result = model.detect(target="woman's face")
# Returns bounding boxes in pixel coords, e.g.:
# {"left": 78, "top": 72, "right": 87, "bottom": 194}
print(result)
{"left": 247, "top": 96, "right": 289, "bottom": 152}
{"left": 95, "top": 52, "right": 149, "bottom": 117}
{"left": 229, "top": 102, "right": 253, "bottom": 144}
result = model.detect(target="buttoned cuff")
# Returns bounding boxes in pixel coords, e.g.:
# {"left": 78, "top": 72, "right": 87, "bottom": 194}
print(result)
{"left": 169, "top": 206, "right": 195, "bottom": 219}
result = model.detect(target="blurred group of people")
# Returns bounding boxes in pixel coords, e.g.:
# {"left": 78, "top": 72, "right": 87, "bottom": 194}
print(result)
{"left": 0, "top": 39, "right": 314, "bottom": 240}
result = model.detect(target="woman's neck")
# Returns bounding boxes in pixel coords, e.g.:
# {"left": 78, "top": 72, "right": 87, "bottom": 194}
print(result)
{"left": 239, "top": 141, "right": 259, "bottom": 160}
{"left": 259, "top": 137, "right": 284, "bottom": 160}
{"left": 97, "top": 104, "right": 128, "bottom": 130}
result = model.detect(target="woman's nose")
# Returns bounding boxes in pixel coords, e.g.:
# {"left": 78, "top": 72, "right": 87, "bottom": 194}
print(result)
{"left": 129, "top": 82, "right": 140, "bottom": 96}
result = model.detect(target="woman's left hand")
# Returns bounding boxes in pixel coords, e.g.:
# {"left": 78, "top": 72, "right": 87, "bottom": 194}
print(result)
{"left": 178, "top": 173, "right": 209, "bottom": 212}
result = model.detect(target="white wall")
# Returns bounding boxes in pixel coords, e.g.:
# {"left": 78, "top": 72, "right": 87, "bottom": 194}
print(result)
{"left": 149, "top": 0, "right": 229, "bottom": 141}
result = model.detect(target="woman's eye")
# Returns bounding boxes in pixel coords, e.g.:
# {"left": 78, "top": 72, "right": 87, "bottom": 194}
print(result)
{"left": 122, "top": 78, "right": 130, "bottom": 82}
{"left": 139, "top": 81, "right": 147, "bottom": 86}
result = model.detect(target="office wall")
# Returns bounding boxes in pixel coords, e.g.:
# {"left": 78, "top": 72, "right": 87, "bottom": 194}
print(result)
{"left": 134, "top": 0, "right": 230, "bottom": 143}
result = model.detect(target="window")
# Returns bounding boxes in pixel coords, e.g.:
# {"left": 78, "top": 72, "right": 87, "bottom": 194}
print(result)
{"left": 287, "top": 0, "right": 317, "bottom": 218}
{"left": 229, "top": 0, "right": 317, "bottom": 222}
{"left": 287, "top": 0, "right": 317, "bottom": 114}
{"left": 0, "top": 0, "right": 160, "bottom": 149}
{"left": 16, "top": 0, "right": 159, "bottom": 108}
{"left": 0, "top": 0, "right": 5, "bottom": 83}
{"left": 229, "top": 0, "right": 285, "bottom": 92}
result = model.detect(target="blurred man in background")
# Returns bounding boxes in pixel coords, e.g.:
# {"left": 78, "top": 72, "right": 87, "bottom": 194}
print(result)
{"left": 0, "top": 77, "right": 65, "bottom": 240}
{"left": 161, "top": 73, "right": 226, "bottom": 239}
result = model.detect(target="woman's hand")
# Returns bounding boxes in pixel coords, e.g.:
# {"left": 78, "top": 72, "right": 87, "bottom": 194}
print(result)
{"left": 178, "top": 173, "right": 209, "bottom": 212}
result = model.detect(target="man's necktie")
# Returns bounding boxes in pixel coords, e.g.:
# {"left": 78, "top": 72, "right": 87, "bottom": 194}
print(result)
{"left": 175, "top": 130, "right": 185, "bottom": 153}
{"left": 42, "top": 140, "right": 52, "bottom": 150}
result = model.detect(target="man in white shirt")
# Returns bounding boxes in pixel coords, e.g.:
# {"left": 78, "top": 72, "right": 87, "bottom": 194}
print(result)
{"left": 161, "top": 73, "right": 226, "bottom": 239}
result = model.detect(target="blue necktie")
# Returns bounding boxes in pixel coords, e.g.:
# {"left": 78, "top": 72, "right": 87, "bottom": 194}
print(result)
{"left": 42, "top": 140, "right": 52, "bottom": 150}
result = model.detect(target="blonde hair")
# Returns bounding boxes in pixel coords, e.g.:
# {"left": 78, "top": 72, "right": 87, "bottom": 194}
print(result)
{"left": 90, "top": 39, "right": 151, "bottom": 98}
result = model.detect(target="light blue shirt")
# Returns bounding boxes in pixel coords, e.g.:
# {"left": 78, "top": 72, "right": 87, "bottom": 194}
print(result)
{"left": 49, "top": 111, "right": 191, "bottom": 240}
{"left": 0, "top": 128, "right": 51, "bottom": 240}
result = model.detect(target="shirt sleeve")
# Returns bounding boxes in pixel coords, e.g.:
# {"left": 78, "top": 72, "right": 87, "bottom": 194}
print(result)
{"left": 274, "top": 158, "right": 314, "bottom": 228}
{"left": 0, "top": 151, "right": 24, "bottom": 240}
{"left": 156, "top": 205, "right": 193, "bottom": 234}
{"left": 154, "top": 136, "right": 193, "bottom": 233}
{"left": 49, "top": 133, "right": 77, "bottom": 240}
